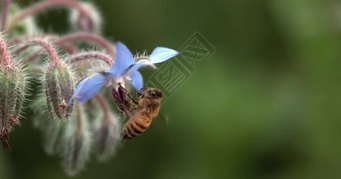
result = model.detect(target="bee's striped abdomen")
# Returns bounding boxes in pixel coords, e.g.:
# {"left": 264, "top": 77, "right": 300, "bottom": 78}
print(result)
{"left": 123, "top": 112, "right": 152, "bottom": 139}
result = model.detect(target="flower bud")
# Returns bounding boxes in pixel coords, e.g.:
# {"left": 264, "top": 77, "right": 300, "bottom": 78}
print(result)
{"left": 43, "top": 62, "right": 74, "bottom": 120}
{"left": 31, "top": 96, "right": 66, "bottom": 155}
{"left": 69, "top": 2, "right": 102, "bottom": 33}
{"left": 62, "top": 103, "right": 92, "bottom": 176}
{"left": 43, "top": 119, "right": 67, "bottom": 155}
{"left": 93, "top": 108, "right": 122, "bottom": 161}
{"left": 0, "top": 62, "right": 27, "bottom": 149}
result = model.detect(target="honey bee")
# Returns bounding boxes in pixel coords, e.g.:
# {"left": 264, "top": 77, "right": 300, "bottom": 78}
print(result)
{"left": 122, "top": 88, "right": 163, "bottom": 139}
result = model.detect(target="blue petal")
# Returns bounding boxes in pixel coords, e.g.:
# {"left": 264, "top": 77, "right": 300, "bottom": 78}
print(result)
{"left": 72, "top": 73, "right": 107, "bottom": 103}
{"left": 149, "top": 47, "right": 179, "bottom": 63}
{"left": 109, "top": 42, "right": 135, "bottom": 77}
{"left": 130, "top": 70, "right": 143, "bottom": 91}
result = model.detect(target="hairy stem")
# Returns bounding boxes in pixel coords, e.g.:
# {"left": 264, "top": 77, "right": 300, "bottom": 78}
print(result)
{"left": 0, "top": 34, "right": 13, "bottom": 66}
{"left": 9, "top": 34, "right": 58, "bottom": 46}
{"left": 14, "top": 37, "right": 60, "bottom": 65}
{"left": 11, "top": 34, "right": 77, "bottom": 55}
{"left": 8, "top": 0, "right": 90, "bottom": 30}
{"left": 0, "top": 0, "right": 10, "bottom": 31}
{"left": 21, "top": 41, "right": 78, "bottom": 64}
{"left": 56, "top": 32, "right": 115, "bottom": 56}
{"left": 66, "top": 51, "right": 112, "bottom": 66}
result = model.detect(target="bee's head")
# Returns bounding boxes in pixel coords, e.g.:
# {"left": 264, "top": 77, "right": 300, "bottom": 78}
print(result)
{"left": 139, "top": 88, "right": 162, "bottom": 99}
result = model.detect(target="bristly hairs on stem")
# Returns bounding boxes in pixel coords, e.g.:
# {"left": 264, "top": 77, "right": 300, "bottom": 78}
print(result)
{"left": 12, "top": 32, "right": 116, "bottom": 63}
{"left": 0, "top": 32, "right": 13, "bottom": 66}
{"left": 66, "top": 51, "right": 113, "bottom": 66}
{"left": 10, "top": 34, "right": 77, "bottom": 63}
{"left": 10, "top": 34, "right": 79, "bottom": 54}
{"left": 13, "top": 36, "right": 60, "bottom": 65}
{"left": 12, "top": 37, "right": 76, "bottom": 120}
{"left": 0, "top": 33, "right": 28, "bottom": 150}
{"left": 7, "top": 0, "right": 94, "bottom": 32}
{"left": 56, "top": 32, "right": 115, "bottom": 56}
{"left": 21, "top": 42, "right": 78, "bottom": 64}
{"left": 11, "top": 32, "right": 115, "bottom": 55}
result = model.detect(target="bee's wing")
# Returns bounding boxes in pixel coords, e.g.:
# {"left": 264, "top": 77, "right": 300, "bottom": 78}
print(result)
{"left": 154, "top": 113, "right": 169, "bottom": 126}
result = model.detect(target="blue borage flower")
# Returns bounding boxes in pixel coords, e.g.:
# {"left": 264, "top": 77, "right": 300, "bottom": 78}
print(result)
{"left": 71, "top": 42, "right": 179, "bottom": 103}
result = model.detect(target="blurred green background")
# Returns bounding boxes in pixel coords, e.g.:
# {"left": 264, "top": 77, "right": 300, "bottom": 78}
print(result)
{"left": 2, "top": 0, "right": 341, "bottom": 178}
